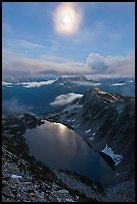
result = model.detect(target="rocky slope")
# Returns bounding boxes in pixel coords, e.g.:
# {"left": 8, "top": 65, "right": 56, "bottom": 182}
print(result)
{"left": 2, "top": 85, "right": 135, "bottom": 202}
{"left": 2, "top": 113, "right": 107, "bottom": 202}
{"left": 44, "top": 88, "right": 135, "bottom": 185}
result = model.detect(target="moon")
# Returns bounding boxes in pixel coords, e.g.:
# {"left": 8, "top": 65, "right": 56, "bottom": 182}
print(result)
{"left": 61, "top": 14, "right": 72, "bottom": 26}
{"left": 53, "top": 3, "right": 82, "bottom": 35}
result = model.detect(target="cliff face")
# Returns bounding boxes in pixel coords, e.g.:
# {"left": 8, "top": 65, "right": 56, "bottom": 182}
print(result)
{"left": 50, "top": 88, "right": 135, "bottom": 182}
{"left": 2, "top": 94, "right": 135, "bottom": 202}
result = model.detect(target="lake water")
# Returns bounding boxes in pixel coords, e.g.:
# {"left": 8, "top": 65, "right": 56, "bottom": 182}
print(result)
{"left": 24, "top": 120, "right": 115, "bottom": 184}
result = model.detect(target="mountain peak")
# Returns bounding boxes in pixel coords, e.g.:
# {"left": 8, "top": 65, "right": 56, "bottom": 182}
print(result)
{"left": 91, "top": 88, "right": 119, "bottom": 103}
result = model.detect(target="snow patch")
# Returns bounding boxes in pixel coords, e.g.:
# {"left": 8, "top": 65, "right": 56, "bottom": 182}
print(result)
{"left": 65, "top": 198, "right": 75, "bottom": 202}
{"left": 89, "top": 136, "right": 94, "bottom": 141}
{"left": 11, "top": 174, "right": 23, "bottom": 179}
{"left": 85, "top": 129, "right": 91, "bottom": 133}
{"left": 88, "top": 133, "right": 95, "bottom": 141}
{"left": 72, "top": 119, "right": 76, "bottom": 122}
{"left": 75, "top": 124, "right": 80, "bottom": 128}
{"left": 102, "top": 144, "right": 123, "bottom": 165}
{"left": 57, "top": 189, "right": 69, "bottom": 194}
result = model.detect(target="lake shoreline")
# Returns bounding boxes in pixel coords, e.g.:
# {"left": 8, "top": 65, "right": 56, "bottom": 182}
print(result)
{"left": 2, "top": 113, "right": 135, "bottom": 202}
{"left": 44, "top": 117, "right": 116, "bottom": 171}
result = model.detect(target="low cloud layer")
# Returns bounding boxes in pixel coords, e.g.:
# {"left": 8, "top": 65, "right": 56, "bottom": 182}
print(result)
{"left": 87, "top": 52, "right": 135, "bottom": 76}
{"left": 2, "top": 99, "right": 33, "bottom": 113}
{"left": 2, "top": 82, "right": 12, "bottom": 86}
{"left": 2, "top": 49, "right": 90, "bottom": 75}
{"left": 50, "top": 93, "right": 83, "bottom": 106}
{"left": 87, "top": 53, "right": 107, "bottom": 73}
{"left": 2, "top": 80, "right": 55, "bottom": 88}
{"left": 2, "top": 48, "right": 135, "bottom": 77}
{"left": 21, "top": 80, "right": 55, "bottom": 88}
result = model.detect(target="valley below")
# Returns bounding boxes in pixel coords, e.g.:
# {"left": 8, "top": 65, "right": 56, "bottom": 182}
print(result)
{"left": 2, "top": 77, "right": 135, "bottom": 202}
{"left": 2, "top": 2, "right": 135, "bottom": 202}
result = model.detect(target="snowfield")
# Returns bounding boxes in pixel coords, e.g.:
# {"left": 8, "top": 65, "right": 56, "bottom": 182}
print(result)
{"left": 102, "top": 144, "right": 123, "bottom": 165}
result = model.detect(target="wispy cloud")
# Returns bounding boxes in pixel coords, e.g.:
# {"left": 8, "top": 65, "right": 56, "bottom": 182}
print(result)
{"left": 87, "top": 53, "right": 107, "bottom": 73}
{"left": 2, "top": 81, "right": 12, "bottom": 86}
{"left": 2, "top": 48, "right": 90, "bottom": 75}
{"left": 3, "top": 39, "right": 48, "bottom": 50}
{"left": 21, "top": 80, "right": 55, "bottom": 88}
{"left": 2, "top": 47, "right": 135, "bottom": 77}
{"left": 50, "top": 93, "right": 83, "bottom": 106}
{"left": 2, "top": 98, "right": 33, "bottom": 113}
{"left": 11, "top": 39, "right": 46, "bottom": 49}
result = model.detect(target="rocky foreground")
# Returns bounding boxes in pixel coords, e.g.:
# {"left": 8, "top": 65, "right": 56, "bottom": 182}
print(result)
{"left": 2, "top": 113, "right": 104, "bottom": 202}
{"left": 2, "top": 107, "right": 135, "bottom": 202}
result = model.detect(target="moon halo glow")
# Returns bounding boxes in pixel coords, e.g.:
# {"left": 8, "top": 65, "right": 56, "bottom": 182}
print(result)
{"left": 53, "top": 3, "right": 82, "bottom": 35}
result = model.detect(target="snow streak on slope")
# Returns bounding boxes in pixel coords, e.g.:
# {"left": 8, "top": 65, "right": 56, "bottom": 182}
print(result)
{"left": 102, "top": 144, "right": 123, "bottom": 165}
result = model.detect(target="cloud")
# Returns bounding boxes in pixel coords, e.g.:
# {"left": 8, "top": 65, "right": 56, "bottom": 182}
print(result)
{"left": 105, "top": 52, "right": 135, "bottom": 76}
{"left": 2, "top": 47, "right": 135, "bottom": 77}
{"left": 63, "top": 104, "right": 83, "bottom": 112}
{"left": 3, "top": 39, "right": 51, "bottom": 56}
{"left": 87, "top": 53, "right": 107, "bottom": 73}
{"left": 110, "top": 83, "right": 126, "bottom": 86}
{"left": 20, "top": 80, "right": 55, "bottom": 88}
{"left": 2, "top": 82, "right": 12, "bottom": 86}
{"left": 50, "top": 93, "right": 83, "bottom": 106}
{"left": 2, "top": 99, "right": 33, "bottom": 113}
{"left": 2, "top": 79, "right": 55, "bottom": 87}
{"left": 87, "top": 51, "right": 135, "bottom": 76}
{"left": 7, "top": 39, "right": 46, "bottom": 49}
{"left": 2, "top": 48, "right": 90, "bottom": 75}
{"left": 3, "top": 38, "right": 62, "bottom": 55}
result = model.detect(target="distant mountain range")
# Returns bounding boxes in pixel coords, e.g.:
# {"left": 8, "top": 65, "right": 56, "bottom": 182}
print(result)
{"left": 2, "top": 75, "right": 135, "bottom": 115}
{"left": 2, "top": 75, "right": 135, "bottom": 201}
